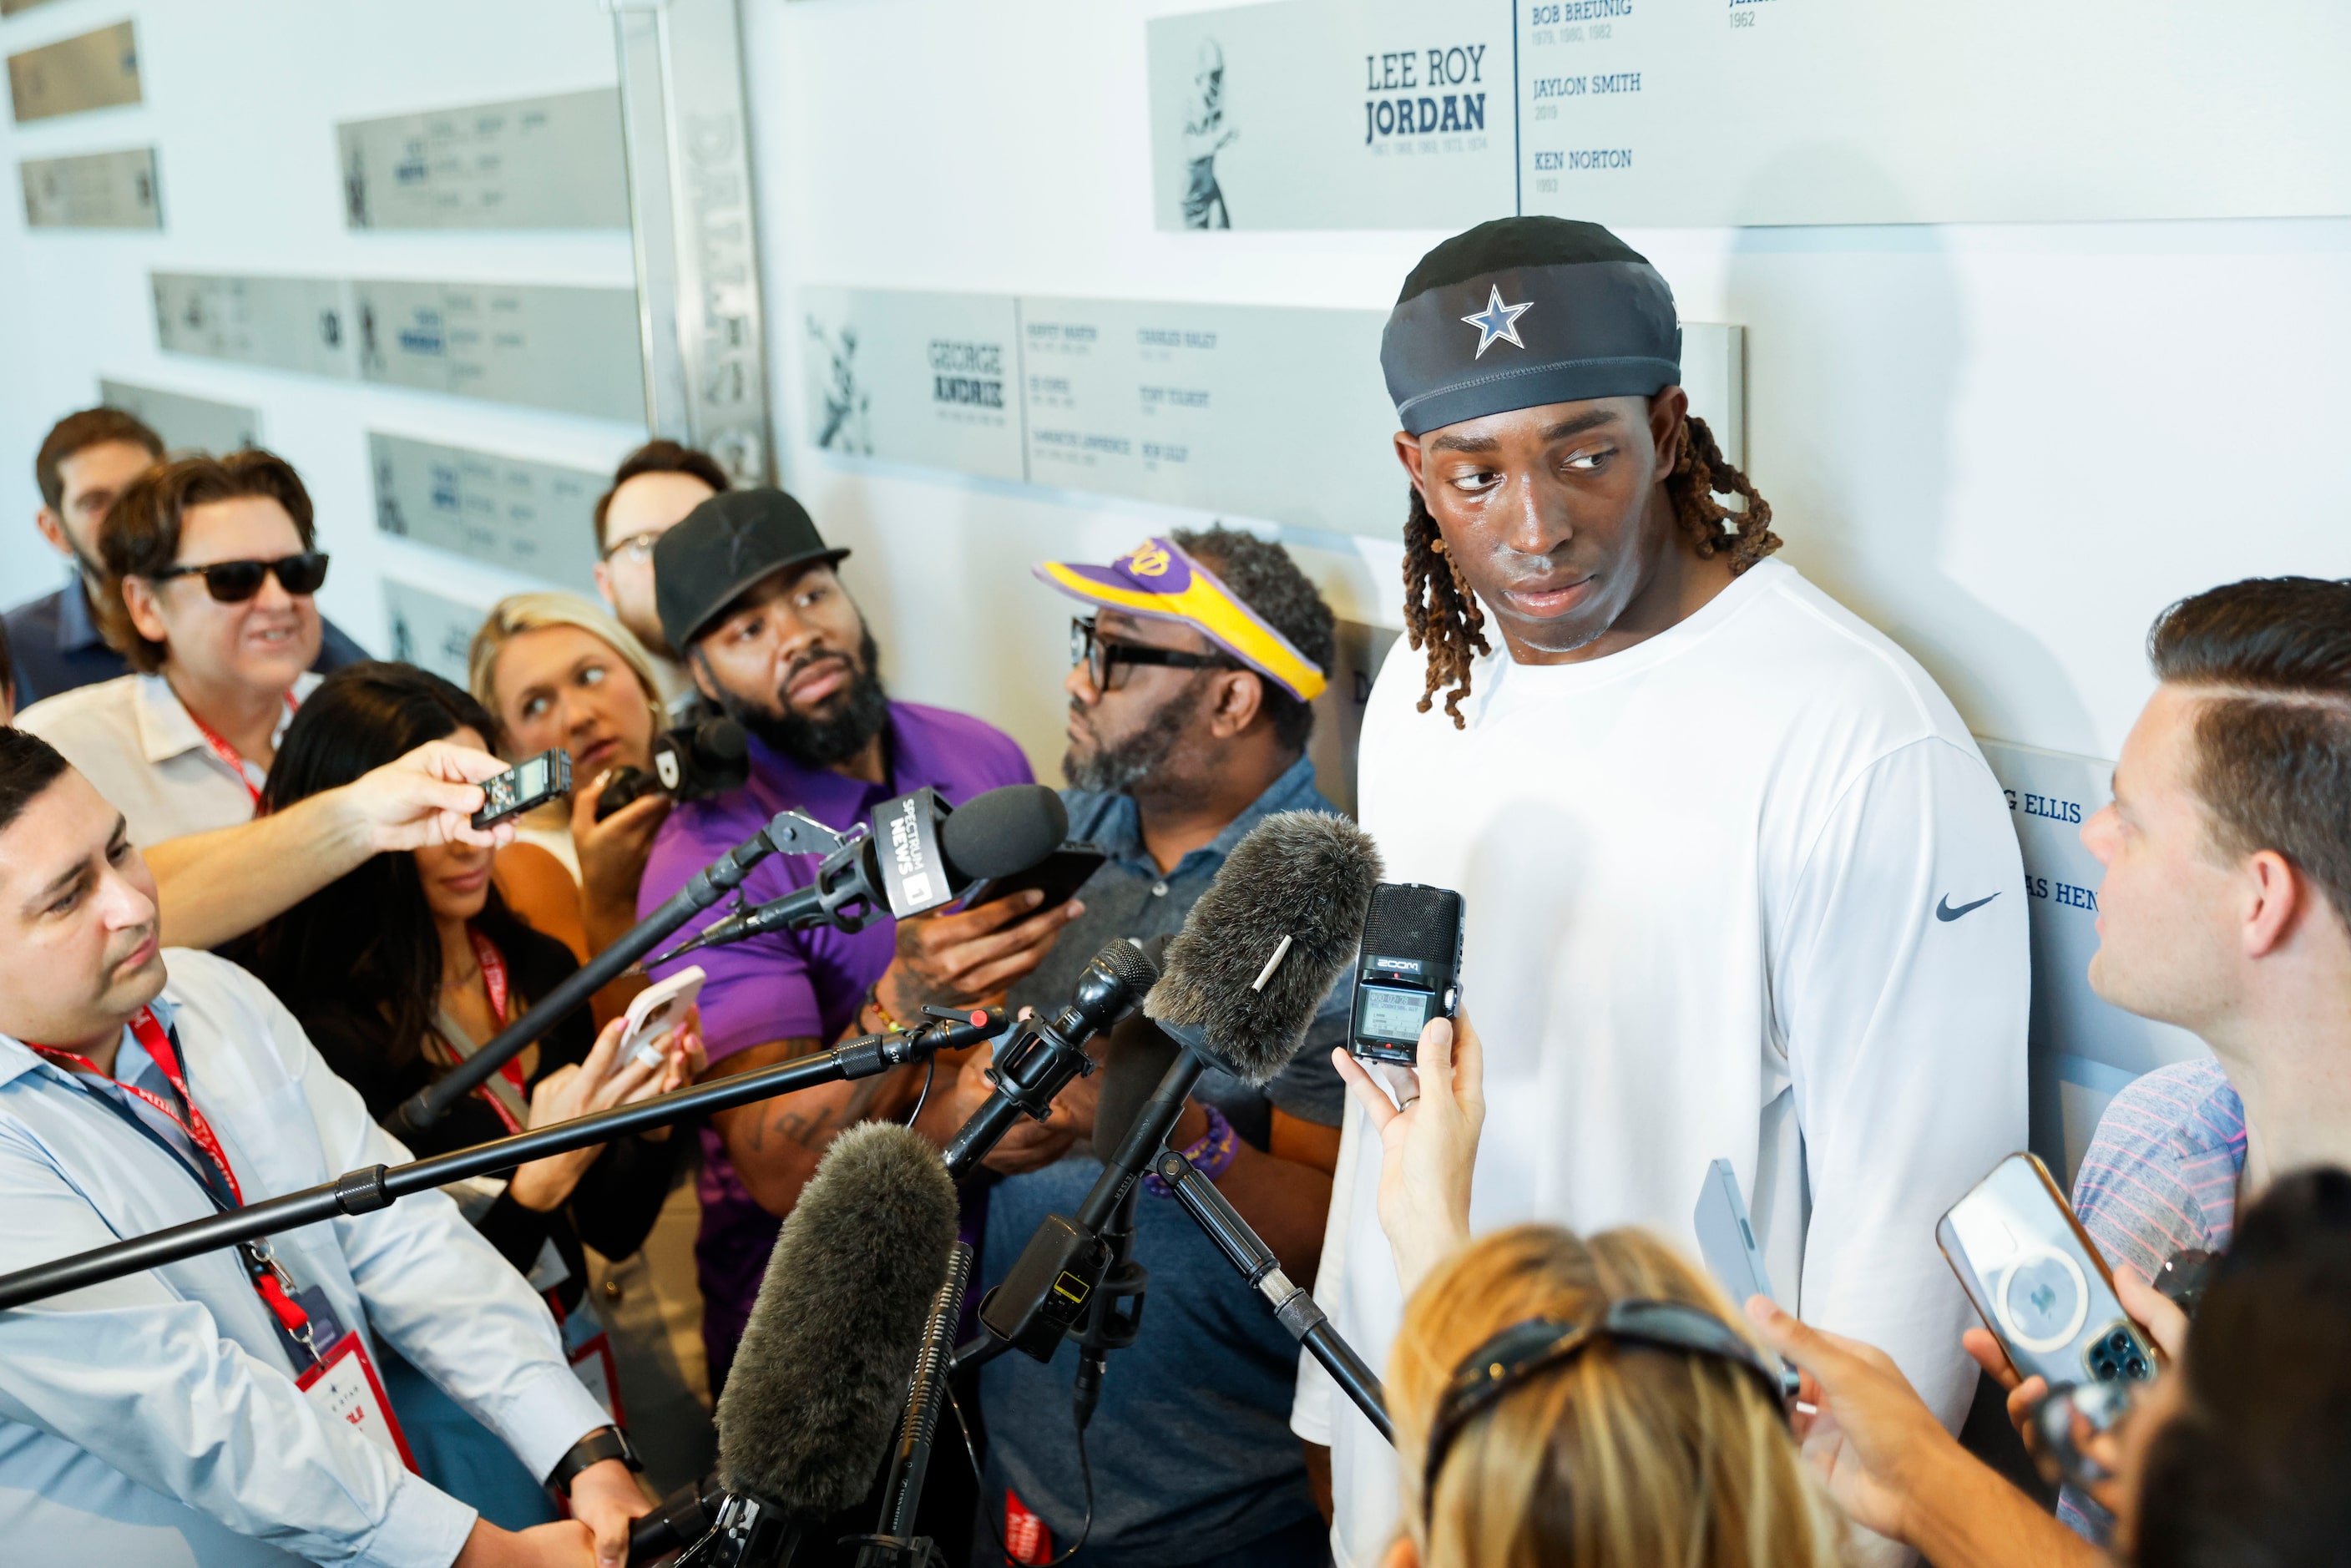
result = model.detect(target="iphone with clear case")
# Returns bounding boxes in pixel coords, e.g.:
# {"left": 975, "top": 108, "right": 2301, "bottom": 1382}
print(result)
{"left": 1937, "top": 1151, "right": 2157, "bottom": 1388}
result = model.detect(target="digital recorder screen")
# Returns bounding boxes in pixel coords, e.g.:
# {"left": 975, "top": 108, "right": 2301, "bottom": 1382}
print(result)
{"left": 1357, "top": 984, "right": 1433, "bottom": 1044}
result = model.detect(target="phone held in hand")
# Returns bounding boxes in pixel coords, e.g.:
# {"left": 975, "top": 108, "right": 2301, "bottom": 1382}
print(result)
{"left": 473, "top": 749, "right": 573, "bottom": 831}
{"left": 617, "top": 966, "right": 704, "bottom": 1071}
{"left": 959, "top": 843, "right": 1109, "bottom": 914}
{"left": 1347, "top": 883, "right": 1465, "bottom": 1065}
{"left": 1692, "top": 1159, "right": 1803, "bottom": 1400}
{"left": 1938, "top": 1151, "right": 2157, "bottom": 1390}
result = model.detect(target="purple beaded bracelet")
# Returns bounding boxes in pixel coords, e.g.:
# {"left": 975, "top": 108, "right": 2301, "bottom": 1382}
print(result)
{"left": 1144, "top": 1102, "right": 1238, "bottom": 1197}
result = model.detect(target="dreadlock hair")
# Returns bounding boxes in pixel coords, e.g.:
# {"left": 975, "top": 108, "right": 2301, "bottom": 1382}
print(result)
{"left": 1402, "top": 411, "right": 1781, "bottom": 729}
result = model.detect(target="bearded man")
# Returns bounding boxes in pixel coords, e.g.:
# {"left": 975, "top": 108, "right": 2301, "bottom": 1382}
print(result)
{"left": 635, "top": 489, "right": 1077, "bottom": 1388}
{"left": 936, "top": 527, "right": 1355, "bottom": 1567}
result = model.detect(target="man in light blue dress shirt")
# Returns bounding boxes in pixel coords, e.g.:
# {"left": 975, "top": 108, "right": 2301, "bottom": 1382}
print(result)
{"left": 0, "top": 727, "right": 645, "bottom": 1568}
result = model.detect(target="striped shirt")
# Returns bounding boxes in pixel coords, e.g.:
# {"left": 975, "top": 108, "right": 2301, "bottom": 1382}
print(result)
{"left": 2060, "top": 1056, "right": 2245, "bottom": 1543}
{"left": 2071, "top": 1056, "right": 2247, "bottom": 1281}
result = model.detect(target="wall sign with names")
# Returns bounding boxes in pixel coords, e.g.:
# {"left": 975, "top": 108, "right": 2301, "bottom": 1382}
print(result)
{"left": 99, "top": 381, "right": 259, "bottom": 455}
{"left": 802, "top": 284, "right": 1744, "bottom": 539}
{"left": 1146, "top": 0, "right": 2351, "bottom": 229}
{"left": 1145, "top": 0, "right": 1514, "bottom": 234}
{"left": 351, "top": 279, "right": 645, "bottom": 423}
{"left": 152, "top": 271, "right": 647, "bottom": 424}
{"left": 1977, "top": 738, "right": 2208, "bottom": 1181}
{"left": 21, "top": 147, "right": 159, "bottom": 228}
{"left": 384, "top": 579, "right": 489, "bottom": 687}
{"left": 339, "top": 89, "right": 629, "bottom": 230}
{"left": 7, "top": 21, "right": 139, "bottom": 123}
{"left": 370, "top": 432, "right": 602, "bottom": 593}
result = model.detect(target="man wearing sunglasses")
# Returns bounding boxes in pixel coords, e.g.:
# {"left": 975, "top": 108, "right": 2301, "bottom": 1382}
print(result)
{"left": 18, "top": 450, "right": 343, "bottom": 847}
{"left": 938, "top": 528, "right": 1358, "bottom": 1568}
{"left": 6, "top": 410, "right": 365, "bottom": 706}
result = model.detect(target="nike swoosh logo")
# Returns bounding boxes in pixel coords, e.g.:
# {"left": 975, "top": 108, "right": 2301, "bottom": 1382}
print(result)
{"left": 1935, "top": 892, "right": 2001, "bottom": 923}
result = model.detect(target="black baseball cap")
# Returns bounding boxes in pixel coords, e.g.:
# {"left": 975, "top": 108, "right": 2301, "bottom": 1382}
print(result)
{"left": 654, "top": 488, "right": 851, "bottom": 651}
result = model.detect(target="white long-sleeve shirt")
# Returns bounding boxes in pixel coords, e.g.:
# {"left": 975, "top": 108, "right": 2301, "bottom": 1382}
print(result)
{"left": 1295, "top": 559, "right": 2029, "bottom": 1566}
{"left": 0, "top": 949, "right": 611, "bottom": 1567}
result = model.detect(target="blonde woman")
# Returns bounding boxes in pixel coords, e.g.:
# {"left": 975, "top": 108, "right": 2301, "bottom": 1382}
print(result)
{"left": 471, "top": 593, "right": 718, "bottom": 1494}
{"left": 468, "top": 593, "right": 671, "bottom": 992}
{"left": 1337, "top": 1024, "right": 1852, "bottom": 1568}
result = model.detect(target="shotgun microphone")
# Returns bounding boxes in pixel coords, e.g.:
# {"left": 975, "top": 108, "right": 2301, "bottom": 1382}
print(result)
{"left": 665, "top": 1123, "right": 960, "bottom": 1566}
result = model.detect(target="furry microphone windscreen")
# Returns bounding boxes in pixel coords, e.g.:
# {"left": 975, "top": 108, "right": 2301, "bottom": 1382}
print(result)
{"left": 939, "top": 783, "right": 1069, "bottom": 881}
{"left": 715, "top": 1121, "right": 958, "bottom": 1513}
{"left": 1143, "top": 811, "right": 1383, "bottom": 1085}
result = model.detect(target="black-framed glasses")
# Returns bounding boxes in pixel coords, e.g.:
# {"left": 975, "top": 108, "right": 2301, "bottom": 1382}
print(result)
{"left": 1069, "top": 617, "right": 1235, "bottom": 692}
{"left": 149, "top": 552, "right": 330, "bottom": 603}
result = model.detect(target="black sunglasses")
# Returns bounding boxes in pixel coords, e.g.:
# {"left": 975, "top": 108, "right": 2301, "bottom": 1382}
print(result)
{"left": 1069, "top": 617, "right": 1235, "bottom": 692}
{"left": 1423, "top": 1300, "right": 1794, "bottom": 1519}
{"left": 149, "top": 552, "right": 331, "bottom": 603}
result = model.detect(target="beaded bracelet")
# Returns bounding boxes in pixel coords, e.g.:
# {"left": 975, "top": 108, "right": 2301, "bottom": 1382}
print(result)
{"left": 1144, "top": 1102, "right": 1237, "bottom": 1198}
{"left": 862, "top": 979, "right": 912, "bottom": 1034}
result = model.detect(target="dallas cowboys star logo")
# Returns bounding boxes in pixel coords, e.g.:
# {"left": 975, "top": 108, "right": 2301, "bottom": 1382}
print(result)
{"left": 1459, "top": 285, "right": 1533, "bottom": 358}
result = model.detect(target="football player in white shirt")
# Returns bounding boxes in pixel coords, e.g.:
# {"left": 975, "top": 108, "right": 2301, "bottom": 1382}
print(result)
{"left": 1294, "top": 216, "right": 2029, "bottom": 1565}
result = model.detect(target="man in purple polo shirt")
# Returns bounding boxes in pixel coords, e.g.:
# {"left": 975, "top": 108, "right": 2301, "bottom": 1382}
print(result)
{"left": 637, "top": 490, "right": 1079, "bottom": 1388}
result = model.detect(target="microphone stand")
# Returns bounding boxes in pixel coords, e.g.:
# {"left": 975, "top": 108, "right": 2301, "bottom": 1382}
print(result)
{"left": 955, "top": 1039, "right": 1206, "bottom": 1371}
{"left": 0, "top": 1010, "right": 1004, "bottom": 1311}
{"left": 1155, "top": 1148, "right": 1393, "bottom": 1444}
{"left": 1070, "top": 1181, "right": 1147, "bottom": 1432}
{"left": 846, "top": 1241, "right": 977, "bottom": 1568}
{"left": 397, "top": 807, "right": 862, "bottom": 1133}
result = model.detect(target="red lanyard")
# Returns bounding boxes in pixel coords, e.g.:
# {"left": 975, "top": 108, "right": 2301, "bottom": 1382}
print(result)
{"left": 465, "top": 928, "right": 530, "bottom": 1136}
{"left": 28, "top": 1009, "right": 316, "bottom": 1350}
{"left": 186, "top": 690, "right": 299, "bottom": 812}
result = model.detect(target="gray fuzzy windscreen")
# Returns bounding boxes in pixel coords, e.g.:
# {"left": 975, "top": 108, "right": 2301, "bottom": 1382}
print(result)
{"left": 1143, "top": 811, "right": 1383, "bottom": 1085}
{"left": 715, "top": 1121, "right": 958, "bottom": 1511}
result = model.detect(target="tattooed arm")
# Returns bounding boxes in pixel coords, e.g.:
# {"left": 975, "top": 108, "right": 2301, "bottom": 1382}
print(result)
{"left": 702, "top": 1039, "right": 921, "bottom": 1217}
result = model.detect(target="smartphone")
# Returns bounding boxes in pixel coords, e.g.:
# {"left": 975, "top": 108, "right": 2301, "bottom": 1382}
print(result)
{"left": 473, "top": 748, "right": 572, "bottom": 831}
{"left": 1693, "top": 1160, "right": 1803, "bottom": 1400}
{"left": 1693, "top": 1158, "right": 1777, "bottom": 1310}
{"left": 960, "top": 843, "right": 1108, "bottom": 913}
{"left": 1938, "top": 1152, "right": 2157, "bottom": 1388}
{"left": 617, "top": 966, "right": 703, "bottom": 1072}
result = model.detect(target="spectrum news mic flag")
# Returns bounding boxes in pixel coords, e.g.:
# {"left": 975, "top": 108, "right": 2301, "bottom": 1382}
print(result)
{"left": 647, "top": 1122, "right": 959, "bottom": 1567}
{"left": 655, "top": 783, "right": 1069, "bottom": 963}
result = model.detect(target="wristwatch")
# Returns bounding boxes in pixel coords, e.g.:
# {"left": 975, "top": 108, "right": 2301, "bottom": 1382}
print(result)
{"left": 546, "top": 1425, "right": 642, "bottom": 1496}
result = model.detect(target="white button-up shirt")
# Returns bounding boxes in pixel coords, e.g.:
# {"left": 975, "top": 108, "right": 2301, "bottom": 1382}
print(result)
{"left": 0, "top": 949, "right": 611, "bottom": 1567}
{"left": 15, "top": 671, "right": 320, "bottom": 848}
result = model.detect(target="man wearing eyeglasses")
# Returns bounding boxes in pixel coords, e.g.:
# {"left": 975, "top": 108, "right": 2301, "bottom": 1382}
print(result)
{"left": 590, "top": 439, "right": 731, "bottom": 717}
{"left": 5, "top": 410, "right": 366, "bottom": 706}
{"left": 938, "top": 528, "right": 1358, "bottom": 1568}
{"left": 18, "top": 450, "right": 340, "bottom": 846}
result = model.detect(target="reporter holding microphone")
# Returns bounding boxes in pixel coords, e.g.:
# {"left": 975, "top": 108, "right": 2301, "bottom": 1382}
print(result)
{"left": 1333, "top": 1017, "right": 1851, "bottom": 1568}
{"left": 0, "top": 725, "right": 640, "bottom": 1567}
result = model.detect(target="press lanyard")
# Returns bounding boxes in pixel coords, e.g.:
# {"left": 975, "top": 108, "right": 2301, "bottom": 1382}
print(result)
{"left": 28, "top": 1009, "right": 320, "bottom": 1363}
{"left": 443, "top": 928, "right": 530, "bottom": 1136}
{"left": 185, "top": 690, "right": 299, "bottom": 813}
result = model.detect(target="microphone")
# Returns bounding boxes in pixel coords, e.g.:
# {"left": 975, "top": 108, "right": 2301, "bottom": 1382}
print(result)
{"left": 938, "top": 937, "right": 1160, "bottom": 1181}
{"left": 665, "top": 1123, "right": 961, "bottom": 1567}
{"left": 654, "top": 783, "right": 1069, "bottom": 963}
{"left": 1142, "top": 809, "right": 1385, "bottom": 1083}
{"left": 0, "top": 1010, "right": 1002, "bottom": 1312}
{"left": 973, "top": 812, "right": 1382, "bottom": 1363}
